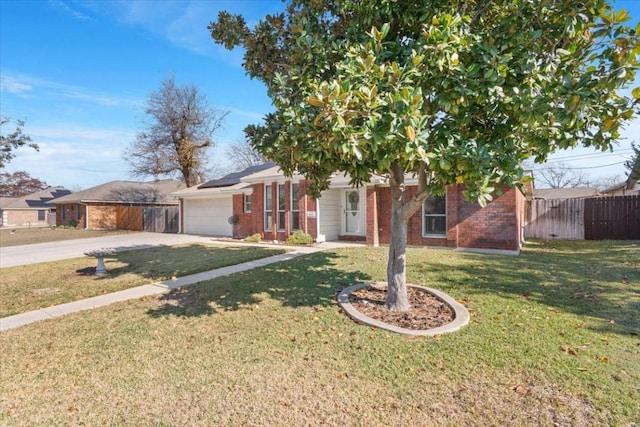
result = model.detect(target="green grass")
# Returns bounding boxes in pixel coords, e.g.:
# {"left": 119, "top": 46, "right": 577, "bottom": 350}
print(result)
{"left": 0, "top": 240, "right": 638, "bottom": 426}
{"left": 0, "top": 244, "right": 285, "bottom": 317}
{"left": 0, "top": 227, "right": 131, "bottom": 247}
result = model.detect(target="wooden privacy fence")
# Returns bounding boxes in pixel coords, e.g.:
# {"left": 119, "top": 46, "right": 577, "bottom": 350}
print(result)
{"left": 526, "top": 198, "right": 585, "bottom": 239}
{"left": 143, "top": 206, "right": 179, "bottom": 233}
{"left": 584, "top": 196, "right": 640, "bottom": 240}
{"left": 526, "top": 195, "right": 639, "bottom": 240}
{"left": 116, "top": 205, "right": 179, "bottom": 233}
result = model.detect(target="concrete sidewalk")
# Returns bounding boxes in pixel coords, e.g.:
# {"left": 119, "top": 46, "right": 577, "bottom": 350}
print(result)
{"left": 0, "top": 241, "right": 357, "bottom": 332}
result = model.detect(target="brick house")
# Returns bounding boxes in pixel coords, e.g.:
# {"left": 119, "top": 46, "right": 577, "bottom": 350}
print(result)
{"left": 174, "top": 163, "right": 528, "bottom": 253}
{"left": 53, "top": 180, "right": 185, "bottom": 232}
{"left": 0, "top": 187, "right": 71, "bottom": 227}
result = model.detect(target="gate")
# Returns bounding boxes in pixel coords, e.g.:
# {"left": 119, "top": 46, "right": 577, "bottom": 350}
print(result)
{"left": 584, "top": 196, "right": 640, "bottom": 240}
{"left": 143, "top": 206, "right": 179, "bottom": 233}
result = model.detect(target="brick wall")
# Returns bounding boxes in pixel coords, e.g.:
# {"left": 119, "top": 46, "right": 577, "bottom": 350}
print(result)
{"left": 5, "top": 210, "right": 48, "bottom": 227}
{"left": 231, "top": 180, "right": 318, "bottom": 242}
{"left": 57, "top": 204, "right": 86, "bottom": 228}
{"left": 87, "top": 205, "right": 117, "bottom": 229}
{"left": 373, "top": 184, "right": 521, "bottom": 251}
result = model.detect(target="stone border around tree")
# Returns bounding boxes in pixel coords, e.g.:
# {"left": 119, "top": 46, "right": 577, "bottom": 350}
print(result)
{"left": 337, "top": 283, "right": 470, "bottom": 337}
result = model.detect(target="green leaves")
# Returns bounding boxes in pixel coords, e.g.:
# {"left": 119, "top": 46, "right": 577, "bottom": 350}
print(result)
{"left": 212, "top": 0, "right": 640, "bottom": 202}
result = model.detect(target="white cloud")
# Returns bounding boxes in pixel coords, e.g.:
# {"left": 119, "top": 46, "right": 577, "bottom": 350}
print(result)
{"left": 0, "top": 71, "right": 142, "bottom": 108}
{"left": 0, "top": 75, "right": 33, "bottom": 94}
{"left": 48, "top": 0, "right": 92, "bottom": 21}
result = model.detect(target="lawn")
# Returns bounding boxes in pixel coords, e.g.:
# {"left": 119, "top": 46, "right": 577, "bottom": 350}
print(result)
{"left": 0, "top": 240, "right": 638, "bottom": 426}
{"left": 0, "top": 227, "right": 131, "bottom": 247}
{"left": 0, "top": 243, "right": 286, "bottom": 317}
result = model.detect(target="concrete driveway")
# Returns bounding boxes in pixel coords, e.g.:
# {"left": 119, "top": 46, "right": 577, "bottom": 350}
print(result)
{"left": 0, "top": 232, "right": 222, "bottom": 268}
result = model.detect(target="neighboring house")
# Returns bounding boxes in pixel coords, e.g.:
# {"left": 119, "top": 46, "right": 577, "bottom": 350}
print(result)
{"left": 600, "top": 178, "right": 639, "bottom": 197}
{"left": 0, "top": 197, "right": 18, "bottom": 226}
{"left": 532, "top": 187, "right": 600, "bottom": 200}
{"left": 173, "top": 163, "right": 529, "bottom": 253}
{"left": 53, "top": 180, "right": 185, "bottom": 232}
{"left": 0, "top": 187, "right": 71, "bottom": 227}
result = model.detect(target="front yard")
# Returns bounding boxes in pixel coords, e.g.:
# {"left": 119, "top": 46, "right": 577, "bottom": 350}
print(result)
{"left": 0, "top": 240, "right": 638, "bottom": 425}
{"left": 0, "top": 227, "right": 131, "bottom": 247}
{"left": 0, "top": 244, "right": 286, "bottom": 317}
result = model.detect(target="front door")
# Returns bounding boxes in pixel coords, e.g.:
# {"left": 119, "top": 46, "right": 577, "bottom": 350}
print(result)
{"left": 343, "top": 189, "right": 364, "bottom": 235}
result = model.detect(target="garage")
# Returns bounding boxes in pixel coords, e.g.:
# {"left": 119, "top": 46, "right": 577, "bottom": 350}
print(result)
{"left": 183, "top": 197, "right": 233, "bottom": 236}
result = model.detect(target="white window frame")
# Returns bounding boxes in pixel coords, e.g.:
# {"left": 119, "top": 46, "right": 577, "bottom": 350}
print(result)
{"left": 264, "top": 184, "right": 272, "bottom": 231}
{"left": 423, "top": 194, "right": 447, "bottom": 238}
{"left": 277, "top": 183, "right": 286, "bottom": 231}
{"left": 244, "top": 194, "right": 251, "bottom": 213}
{"left": 290, "top": 182, "right": 300, "bottom": 231}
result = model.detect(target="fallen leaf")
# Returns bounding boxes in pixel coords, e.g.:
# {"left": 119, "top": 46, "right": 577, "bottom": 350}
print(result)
{"left": 512, "top": 385, "right": 528, "bottom": 394}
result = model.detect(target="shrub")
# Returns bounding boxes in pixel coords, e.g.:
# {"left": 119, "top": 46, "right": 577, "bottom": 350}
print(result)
{"left": 286, "top": 230, "right": 313, "bottom": 245}
{"left": 244, "top": 233, "right": 262, "bottom": 243}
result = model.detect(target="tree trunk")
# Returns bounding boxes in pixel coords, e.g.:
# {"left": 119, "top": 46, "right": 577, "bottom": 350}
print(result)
{"left": 386, "top": 181, "right": 410, "bottom": 311}
{"left": 385, "top": 161, "right": 430, "bottom": 312}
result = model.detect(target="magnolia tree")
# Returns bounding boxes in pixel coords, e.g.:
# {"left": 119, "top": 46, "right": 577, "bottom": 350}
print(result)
{"left": 210, "top": 0, "right": 639, "bottom": 311}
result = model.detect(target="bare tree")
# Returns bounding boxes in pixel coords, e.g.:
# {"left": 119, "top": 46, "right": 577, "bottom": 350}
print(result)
{"left": 535, "top": 163, "right": 588, "bottom": 188}
{"left": 225, "top": 138, "right": 267, "bottom": 170}
{"left": 125, "top": 77, "right": 228, "bottom": 187}
{"left": 1, "top": 116, "right": 39, "bottom": 168}
{"left": 589, "top": 174, "right": 624, "bottom": 191}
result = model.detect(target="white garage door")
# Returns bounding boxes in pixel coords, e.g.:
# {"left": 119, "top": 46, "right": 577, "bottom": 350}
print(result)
{"left": 183, "top": 197, "right": 233, "bottom": 236}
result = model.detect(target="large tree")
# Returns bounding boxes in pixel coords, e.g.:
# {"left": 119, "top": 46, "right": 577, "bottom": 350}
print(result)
{"left": 535, "top": 162, "right": 588, "bottom": 189}
{"left": 225, "top": 137, "right": 268, "bottom": 171}
{"left": 210, "top": 0, "right": 639, "bottom": 311}
{"left": 125, "top": 77, "right": 229, "bottom": 187}
{"left": 0, "top": 170, "right": 48, "bottom": 197}
{"left": 0, "top": 116, "right": 39, "bottom": 169}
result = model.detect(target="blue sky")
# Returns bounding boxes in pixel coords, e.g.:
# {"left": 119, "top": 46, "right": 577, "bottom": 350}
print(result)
{"left": 1, "top": 0, "right": 638, "bottom": 190}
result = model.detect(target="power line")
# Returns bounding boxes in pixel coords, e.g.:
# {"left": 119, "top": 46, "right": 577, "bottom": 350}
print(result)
{"left": 540, "top": 149, "right": 633, "bottom": 163}
{"left": 531, "top": 161, "right": 627, "bottom": 170}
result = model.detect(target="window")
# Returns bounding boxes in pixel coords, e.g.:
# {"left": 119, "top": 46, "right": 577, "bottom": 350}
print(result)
{"left": 37, "top": 210, "right": 45, "bottom": 221}
{"left": 76, "top": 204, "right": 82, "bottom": 221}
{"left": 290, "top": 182, "right": 300, "bottom": 230}
{"left": 423, "top": 195, "right": 446, "bottom": 237}
{"left": 264, "top": 184, "right": 272, "bottom": 230}
{"left": 61, "top": 205, "right": 67, "bottom": 220}
{"left": 277, "top": 184, "right": 286, "bottom": 231}
{"left": 244, "top": 194, "right": 251, "bottom": 213}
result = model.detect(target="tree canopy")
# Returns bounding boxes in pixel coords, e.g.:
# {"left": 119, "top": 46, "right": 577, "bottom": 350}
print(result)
{"left": 0, "top": 170, "right": 48, "bottom": 197}
{"left": 0, "top": 116, "right": 39, "bottom": 169}
{"left": 125, "top": 77, "right": 229, "bottom": 187}
{"left": 211, "top": 0, "right": 639, "bottom": 310}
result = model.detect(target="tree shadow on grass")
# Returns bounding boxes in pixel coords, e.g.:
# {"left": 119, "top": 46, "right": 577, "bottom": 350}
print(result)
{"left": 408, "top": 240, "right": 640, "bottom": 337}
{"left": 145, "top": 251, "right": 369, "bottom": 318}
{"left": 93, "top": 244, "right": 285, "bottom": 281}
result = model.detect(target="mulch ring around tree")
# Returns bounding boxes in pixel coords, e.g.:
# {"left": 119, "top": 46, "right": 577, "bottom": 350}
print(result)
{"left": 337, "top": 282, "right": 470, "bottom": 336}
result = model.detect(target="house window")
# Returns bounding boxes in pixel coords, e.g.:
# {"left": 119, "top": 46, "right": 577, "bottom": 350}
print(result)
{"left": 76, "top": 204, "right": 82, "bottom": 221}
{"left": 291, "top": 182, "right": 300, "bottom": 230}
{"left": 61, "top": 205, "right": 67, "bottom": 220}
{"left": 244, "top": 194, "right": 251, "bottom": 213}
{"left": 264, "top": 184, "right": 273, "bottom": 230}
{"left": 423, "top": 195, "right": 446, "bottom": 237}
{"left": 277, "top": 184, "right": 286, "bottom": 231}
{"left": 38, "top": 210, "right": 45, "bottom": 221}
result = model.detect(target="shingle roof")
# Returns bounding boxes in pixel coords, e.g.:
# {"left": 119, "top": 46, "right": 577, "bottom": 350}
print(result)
{"left": 53, "top": 180, "right": 185, "bottom": 204}
{"left": 533, "top": 187, "right": 599, "bottom": 199}
{"left": 2, "top": 187, "right": 72, "bottom": 209}
{"left": 0, "top": 197, "right": 19, "bottom": 209}
{"left": 198, "top": 162, "right": 277, "bottom": 188}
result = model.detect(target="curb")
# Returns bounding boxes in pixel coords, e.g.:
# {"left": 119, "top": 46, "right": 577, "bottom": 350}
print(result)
{"left": 337, "top": 283, "right": 470, "bottom": 337}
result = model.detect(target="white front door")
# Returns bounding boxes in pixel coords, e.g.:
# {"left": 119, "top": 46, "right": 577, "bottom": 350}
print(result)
{"left": 342, "top": 189, "right": 364, "bottom": 235}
